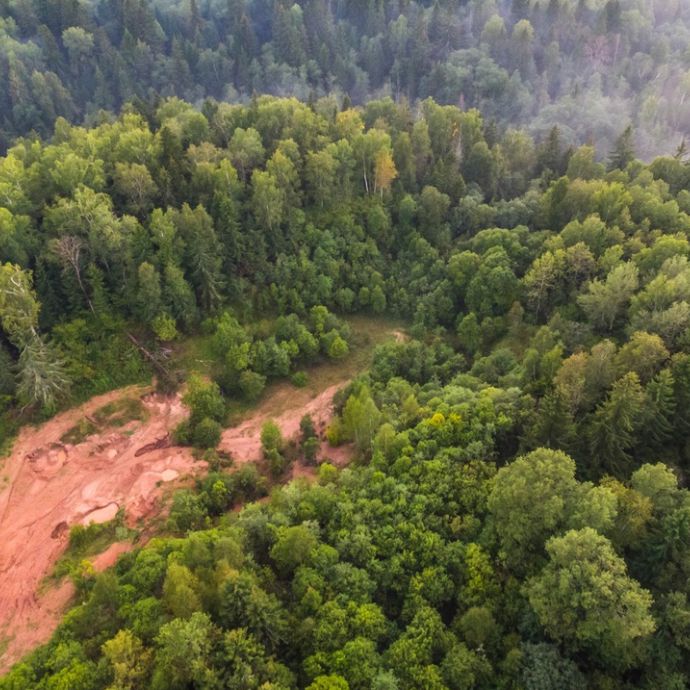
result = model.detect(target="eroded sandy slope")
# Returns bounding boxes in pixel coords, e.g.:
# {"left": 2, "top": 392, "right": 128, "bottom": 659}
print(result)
{"left": 0, "top": 387, "right": 200, "bottom": 671}
{"left": 0, "top": 377, "right": 351, "bottom": 671}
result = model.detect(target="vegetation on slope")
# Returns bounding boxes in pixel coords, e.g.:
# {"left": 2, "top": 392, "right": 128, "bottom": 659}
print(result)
{"left": 2, "top": 92, "right": 690, "bottom": 686}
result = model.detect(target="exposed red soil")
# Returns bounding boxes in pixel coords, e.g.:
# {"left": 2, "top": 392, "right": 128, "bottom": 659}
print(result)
{"left": 0, "top": 379, "right": 354, "bottom": 672}
{"left": 0, "top": 387, "right": 201, "bottom": 672}
{"left": 91, "top": 541, "right": 135, "bottom": 571}
{"left": 219, "top": 382, "right": 349, "bottom": 466}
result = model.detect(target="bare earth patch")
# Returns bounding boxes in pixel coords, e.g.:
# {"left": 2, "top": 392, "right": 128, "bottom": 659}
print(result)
{"left": 0, "top": 386, "right": 201, "bottom": 672}
{"left": 0, "top": 321, "right": 403, "bottom": 672}
{"left": 0, "top": 382, "right": 351, "bottom": 672}
{"left": 219, "top": 382, "right": 348, "bottom": 465}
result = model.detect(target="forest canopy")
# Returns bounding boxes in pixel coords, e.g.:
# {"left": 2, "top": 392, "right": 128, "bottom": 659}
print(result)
{"left": 3, "top": 88, "right": 690, "bottom": 687}
{"left": 0, "top": 0, "right": 690, "bottom": 157}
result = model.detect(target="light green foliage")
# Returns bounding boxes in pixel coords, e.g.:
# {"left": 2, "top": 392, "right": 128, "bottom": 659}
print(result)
{"left": 631, "top": 463, "right": 681, "bottom": 514}
{"left": 102, "top": 629, "right": 152, "bottom": 690}
{"left": 151, "top": 314, "right": 178, "bottom": 342}
{"left": 307, "top": 676, "right": 350, "bottom": 690}
{"left": 578, "top": 262, "right": 639, "bottom": 332}
{"left": 151, "top": 612, "right": 218, "bottom": 689}
{"left": 162, "top": 563, "right": 201, "bottom": 619}
{"left": 525, "top": 528, "right": 655, "bottom": 668}
{"left": 183, "top": 375, "right": 225, "bottom": 426}
{"left": 0, "top": 263, "right": 39, "bottom": 340}
{"left": 341, "top": 387, "right": 382, "bottom": 455}
{"left": 326, "top": 333, "right": 349, "bottom": 359}
{"left": 261, "top": 419, "right": 287, "bottom": 476}
{"left": 488, "top": 449, "right": 616, "bottom": 571}
{"left": 270, "top": 524, "right": 318, "bottom": 574}
{"left": 261, "top": 420, "right": 283, "bottom": 453}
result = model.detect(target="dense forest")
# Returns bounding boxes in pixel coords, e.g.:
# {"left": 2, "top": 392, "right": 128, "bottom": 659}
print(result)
{"left": 1, "top": 0, "right": 690, "bottom": 157}
{"left": 3, "top": 91, "right": 690, "bottom": 687}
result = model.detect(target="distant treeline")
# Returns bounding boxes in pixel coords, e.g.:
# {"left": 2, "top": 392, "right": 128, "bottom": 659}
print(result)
{"left": 0, "top": 0, "right": 689, "bottom": 156}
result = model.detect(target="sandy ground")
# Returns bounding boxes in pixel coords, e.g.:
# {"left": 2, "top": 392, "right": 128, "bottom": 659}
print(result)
{"left": 219, "top": 381, "right": 350, "bottom": 465}
{"left": 0, "top": 386, "right": 200, "bottom": 672}
{"left": 0, "top": 376, "right": 353, "bottom": 672}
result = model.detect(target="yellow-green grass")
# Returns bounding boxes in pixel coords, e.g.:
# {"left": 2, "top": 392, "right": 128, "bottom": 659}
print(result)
{"left": 226, "top": 314, "right": 406, "bottom": 423}
{"left": 60, "top": 396, "right": 148, "bottom": 445}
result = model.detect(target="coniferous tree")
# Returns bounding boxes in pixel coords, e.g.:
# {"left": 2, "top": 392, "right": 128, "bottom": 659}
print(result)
{"left": 608, "top": 125, "right": 636, "bottom": 171}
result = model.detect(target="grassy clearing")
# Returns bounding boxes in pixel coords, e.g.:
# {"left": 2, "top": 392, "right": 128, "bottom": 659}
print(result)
{"left": 302, "top": 314, "right": 405, "bottom": 389}
{"left": 51, "top": 511, "right": 136, "bottom": 581}
{"left": 92, "top": 397, "right": 148, "bottom": 427}
{"left": 60, "top": 396, "right": 148, "bottom": 445}
{"left": 227, "top": 315, "right": 406, "bottom": 423}
{"left": 170, "top": 334, "right": 216, "bottom": 378}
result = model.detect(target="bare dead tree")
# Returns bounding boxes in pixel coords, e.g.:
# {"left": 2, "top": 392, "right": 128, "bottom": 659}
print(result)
{"left": 51, "top": 235, "right": 95, "bottom": 315}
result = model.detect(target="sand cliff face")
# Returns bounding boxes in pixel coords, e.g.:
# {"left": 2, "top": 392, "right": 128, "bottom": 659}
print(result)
{"left": 0, "top": 379, "right": 351, "bottom": 672}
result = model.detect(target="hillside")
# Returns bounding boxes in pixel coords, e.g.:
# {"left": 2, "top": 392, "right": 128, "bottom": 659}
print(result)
{"left": 1, "top": 92, "right": 690, "bottom": 687}
{"left": 1, "top": 0, "right": 690, "bottom": 157}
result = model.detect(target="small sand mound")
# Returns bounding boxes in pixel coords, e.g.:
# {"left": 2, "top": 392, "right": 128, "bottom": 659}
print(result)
{"left": 82, "top": 502, "right": 119, "bottom": 525}
{"left": 160, "top": 469, "right": 179, "bottom": 482}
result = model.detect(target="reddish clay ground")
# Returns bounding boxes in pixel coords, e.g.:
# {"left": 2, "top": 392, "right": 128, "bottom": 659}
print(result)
{"left": 219, "top": 381, "right": 352, "bottom": 465}
{"left": 0, "top": 387, "right": 200, "bottom": 672}
{"left": 0, "top": 379, "right": 352, "bottom": 672}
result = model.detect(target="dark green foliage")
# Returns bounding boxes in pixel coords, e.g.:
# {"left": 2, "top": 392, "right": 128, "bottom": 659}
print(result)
{"left": 520, "top": 643, "right": 586, "bottom": 690}
{"left": 301, "top": 414, "right": 320, "bottom": 464}
{"left": 191, "top": 417, "right": 222, "bottom": 449}
{"left": 6, "top": 76, "right": 690, "bottom": 690}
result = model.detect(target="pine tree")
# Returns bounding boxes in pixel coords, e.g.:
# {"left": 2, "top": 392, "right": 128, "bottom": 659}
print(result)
{"left": 17, "top": 337, "right": 69, "bottom": 410}
{"left": 526, "top": 392, "right": 577, "bottom": 453}
{"left": 588, "top": 372, "right": 645, "bottom": 477}
{"left": 639, "top": 369, "right": 676, "bottom": 459}
{"left": 608, "top": 125, "right": 635, "bottom": 171}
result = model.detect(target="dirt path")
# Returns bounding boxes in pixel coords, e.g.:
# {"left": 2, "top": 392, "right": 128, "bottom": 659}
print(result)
{"left": 219, "top": 381, "right": 348, "bottom": 463}
{"left": 0, "top": 373, "right": 357, "bottom": 672}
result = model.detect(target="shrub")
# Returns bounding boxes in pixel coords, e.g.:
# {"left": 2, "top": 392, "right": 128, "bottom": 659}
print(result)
{"left": 291, "top": 370, "right": 308, "bottom": 387}
{"left": 261, "top": 420, "right": 283, "bottom": 452}
{"left": 265, "top": 447, "right": 287, "bottom": 477}
{"left": 303, "top": 436, "right": 320, "bottom": 464}
{"left": 184, "top": 375, "right": 226, "bottom": 425}
{"left": 326, "top": 417, "right": 344, "bottom": 446}
{"left": 191, "top": 417, "right": 222, "bottom": 449}
{"left": 318, "top": 463, "right": 338, "bottom": 484}
{"left": 168, "top": 490, "right": 208, "bottom": 532}
{"left": 239, "top": 369, "right": 266, "bottom": 401}
{"left": 152, "top": 313, "right": 178, "bottom": 341}
{"left": 231, "top": 463, "right": 268, "bottom": 501}
{"left": 300, "top": 414, "right": 316, "bottom": 440}
{"left": 173, "top": 419, "right": 191, "bottom": 445}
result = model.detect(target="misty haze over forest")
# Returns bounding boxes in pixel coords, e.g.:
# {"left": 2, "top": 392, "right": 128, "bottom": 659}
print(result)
{"left": 1, "top": 0, "right": 690, "bottom": 157}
